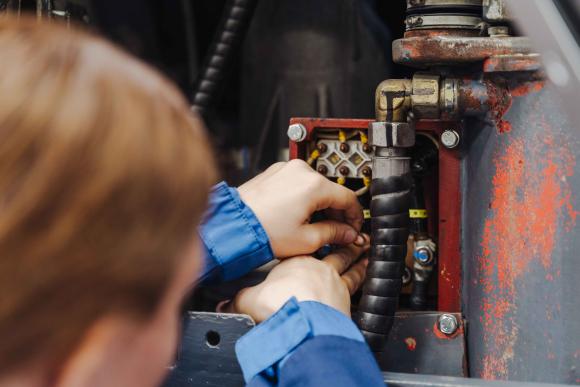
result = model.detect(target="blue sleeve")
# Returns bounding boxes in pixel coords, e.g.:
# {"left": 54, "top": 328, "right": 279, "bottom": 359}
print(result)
{"left": 197, "top": 181, "right": 274, "bottom": 284}
{"left": 235, "top": 298, "right": 384, "bottom": 386}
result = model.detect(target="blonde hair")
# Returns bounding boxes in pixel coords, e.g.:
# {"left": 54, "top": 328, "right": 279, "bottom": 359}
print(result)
{"left": 0, "top": 17, "right": 215, "bottom": 373}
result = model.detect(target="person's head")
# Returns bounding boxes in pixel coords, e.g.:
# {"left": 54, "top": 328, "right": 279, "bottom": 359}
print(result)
{"left": 0, "top": 16, "right": 215, "bottom": 387}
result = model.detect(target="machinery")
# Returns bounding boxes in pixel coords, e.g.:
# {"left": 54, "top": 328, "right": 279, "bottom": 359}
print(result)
{"left": 4, "top": 1, "right": 579, "bottom": 386}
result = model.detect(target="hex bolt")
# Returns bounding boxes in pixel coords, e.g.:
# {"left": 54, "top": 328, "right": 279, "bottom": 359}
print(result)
{"left": 339, "top": 143, "right": 350, "bottom": 153}
{"left": 316, "top": 143, "right": 328, "bottom": 153}
{"left": 287, "top": 123, "right": 307, "bottom": 142}
{"left": 339, "top": 166, "right": 350, "bottom": 176}
{"left": 363, "top": 144, "right": 372, "bottom": 153}
{"left": 441, "top": 130, "right": 460, "bottom": 149}
{"left": 438, "top": 314, "right": 459, "bottom": 335}
{"left": 362, "top": 166, "right": 372, "bottom": 177}
{"left": 317, "top": 165, "right": 328, "bottom": 175}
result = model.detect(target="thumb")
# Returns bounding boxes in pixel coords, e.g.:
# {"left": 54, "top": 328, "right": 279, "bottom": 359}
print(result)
{"left": 299, "top": 220, "right": 363, "bottom": 252}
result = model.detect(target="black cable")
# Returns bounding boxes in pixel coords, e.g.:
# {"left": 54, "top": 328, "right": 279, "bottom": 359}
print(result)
{"left": 356, "top": 172, "right": 412, "bottom": 351}
{"left": 191, "top": 0, "right": 255, "bottom": 115}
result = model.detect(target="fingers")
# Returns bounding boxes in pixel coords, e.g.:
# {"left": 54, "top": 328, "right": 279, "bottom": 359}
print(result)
{"left": 341, "top": 258, "right": 368, "bottom": 295}
{"left": 314, "top": 179, "right": 364, "bottom": 232}
{"left": 322, "top": 235, "right": 370, "bottom": 274}
{"left": 299, "top": 220, "right": 363, "bottom": 252}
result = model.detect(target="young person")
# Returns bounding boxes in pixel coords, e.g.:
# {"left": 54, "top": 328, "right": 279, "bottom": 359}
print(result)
{"left": 0, "top": 17, "right": 384, "bottom": 387}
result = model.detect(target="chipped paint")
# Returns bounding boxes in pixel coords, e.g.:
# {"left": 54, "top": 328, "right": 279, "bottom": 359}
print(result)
{"left": 404, "top": 337, "right": 417, "bottom": 351}
{"left": 478, "top": 131, "right": 577, "bottom": 380}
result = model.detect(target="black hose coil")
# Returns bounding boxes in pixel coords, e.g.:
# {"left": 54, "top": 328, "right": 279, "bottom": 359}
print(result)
{"left": 356, "top": 173, "right": 412, "bottom": 351}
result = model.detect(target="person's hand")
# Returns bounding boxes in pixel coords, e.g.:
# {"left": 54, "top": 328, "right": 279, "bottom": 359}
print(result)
{"left": 238, "top": 160, "right": 364, "bottom": 258}
{"left": 224, "top": 236, "right": 369, "bottom": 322}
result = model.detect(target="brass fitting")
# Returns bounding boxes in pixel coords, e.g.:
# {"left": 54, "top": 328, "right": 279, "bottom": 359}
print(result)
{"left": 375, "top": 79, "right": 412, "bottom": 122}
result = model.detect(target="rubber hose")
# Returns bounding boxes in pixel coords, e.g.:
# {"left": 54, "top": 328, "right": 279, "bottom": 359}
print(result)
{"left": 356, "top": 173, "right": 412, "bottom": 351}
{"left": 192, "top": 0, "right": 254, "bottom": 114}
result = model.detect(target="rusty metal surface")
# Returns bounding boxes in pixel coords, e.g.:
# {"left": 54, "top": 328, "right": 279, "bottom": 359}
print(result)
{"left": 383, "top": 372, "right": 572, "bottom": 387}
{"left": 483, "top": 54, "right": 542, "bottom": 73}
{"left": 393, "top": 36, "right": 533, "bottom": 66}
{"left": 462, "top": 81, "right": 580, "bottom": 383}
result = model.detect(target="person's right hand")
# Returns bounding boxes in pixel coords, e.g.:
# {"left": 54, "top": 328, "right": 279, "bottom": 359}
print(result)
{"left": 238, "top": 160, "right": 364, "bottom": 258}
{"left": 224, "top": 235, "right": 370, "bottom": 322}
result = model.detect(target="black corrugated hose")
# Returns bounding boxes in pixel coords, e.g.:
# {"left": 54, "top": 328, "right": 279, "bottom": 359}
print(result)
{"left": 356, "top": 161, "right": 412, "bottom": 351}
{"left": 191, "top": 0, "right": 255, "bottom": 115}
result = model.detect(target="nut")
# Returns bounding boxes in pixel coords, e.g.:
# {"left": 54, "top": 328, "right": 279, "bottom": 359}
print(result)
{"left": 317, "top": 165, "right": 328, "bottom": 175}
{"left": 369, "top": 121, "right": 415, "bottom": 148}
{"left": 441, "top": 129, "right": 460, "bottom": 149}
{"left": 363, "top": 143, "right": 373, "bottom": 153}
{"left": 362, "top": 167, "right": 372, "bottom": 177}
{"left": 316, "top": 143, "right": 328, "bottom": 153}
{"left": 414, "top": 246, "right": 434, "bottom": 265}
{"left": 287, "top": 123, "right": 307, "bottom": 142}
{"left": 438, "top": 314, "right": 459, "bottom": 335}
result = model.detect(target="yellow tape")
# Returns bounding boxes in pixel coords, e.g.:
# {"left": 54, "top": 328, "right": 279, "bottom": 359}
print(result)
{"left": 409, "top": 209, "right": 428, "bottom": 219}
{"left": 337, "top": 177, "right": 346, "bottom": 185}
{"left": 363, "top": 209, "right": 371, "bottom": 219}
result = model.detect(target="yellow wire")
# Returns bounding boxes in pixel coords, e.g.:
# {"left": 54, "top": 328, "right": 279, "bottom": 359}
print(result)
{"left": 363, "top": 176, "right": 371, "bottom": 187}
{"left": 338, "top": 130, "right": 347, "bottom": 143}
{"left": 359, "top": 131, "right": 368, "bottom": 144}
{"left": 337, "top": 177, "right": 346, "bottom": 185}
{"left": 306, "top": 149, "right": 320, "bottom": 166}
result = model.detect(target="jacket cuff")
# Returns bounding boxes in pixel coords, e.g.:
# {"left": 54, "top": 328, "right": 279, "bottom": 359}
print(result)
{"left": 235, "top": 297, "right": 365, "bottom": 383}
{"left": 198, "top": 181, "right": 273, "bottom": 283}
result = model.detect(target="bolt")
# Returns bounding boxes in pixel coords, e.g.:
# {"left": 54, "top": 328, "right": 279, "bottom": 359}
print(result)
{"left": 339, "top": 143, "right": 350, "bottom": 153}
{"left": 287, "top": 123, "right": 307, "bottom": 142}
{"left": 316, "top": 143, "right": 328, "bottom": 153}
{"left": 441, "top": 130, "right": 460, "bottom": 149}
{"left": 339, "top": 166, "right": 350, "bottom": 176}
{"left": 362, "top": 166, "right": 372, "bottom": 177}
{"left": 363, "top": 144, "right": 372, "bottom": 153}
{"left": 317, "top": 165, "right": 328, "bottom": 175}
{"left": 438, "top": 314, "right": 459, "bottom": 335}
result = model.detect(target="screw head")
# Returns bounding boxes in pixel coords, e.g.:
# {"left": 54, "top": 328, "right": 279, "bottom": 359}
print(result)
{"left": 362, "top": 166, "right": 372, "bottom": 177}
{"left": 339, "top": 143, "right": 350, "bottom": 153}
{"left": 363, "top": 144, "right": 372, "bottom": 153}
{"left": 316, "top": 143, "right": 328, "bottom": 153}
{"left": 287, "top": 123, "right": 307, "bottom": 142}
{"left": 317, "top": 165, "right": 328, "bottom": 175}
{"left": 339, "top": 166, "right": 350, "bottom": 176}
{"left": 441, "top": 130, "right": 460, "bottom": 149}
{"left": 438, "top": 314, "right": 459, "bottom": 335}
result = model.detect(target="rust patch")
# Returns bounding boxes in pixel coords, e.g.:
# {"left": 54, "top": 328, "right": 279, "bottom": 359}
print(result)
{"left": 404, "top": 337, "right": 417, "bottom": 351}
{"left": 510, "top": 81, "right": 545, "bottom": 97}
{"left": 478, "top": 132, "right": 577, "bottom": 380}
{"left": 486, "top": 82, "right": 513, "bottom": 133}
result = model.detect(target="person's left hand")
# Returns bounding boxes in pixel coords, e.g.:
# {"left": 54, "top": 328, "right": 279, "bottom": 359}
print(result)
{"left": 238, "top": 160, "right": 364, "bottom": 258}
{"left": 223, "top": 237, "right": 369, "bottom": 322}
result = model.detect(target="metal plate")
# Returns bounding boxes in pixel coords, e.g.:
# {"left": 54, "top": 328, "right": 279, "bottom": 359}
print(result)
{"left": 164, "top": 311, "right": 466, "bottom": 387}
{"left": 376, "top": 312, "right": 466, "bottom": 376}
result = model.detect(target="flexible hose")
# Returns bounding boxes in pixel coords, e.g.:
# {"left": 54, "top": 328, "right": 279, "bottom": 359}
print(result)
{"left": 191, "top": 0, "right": 254, "bottom": 114}
{"left": 356, "top": 170, "right": 412, "bottom": 351}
